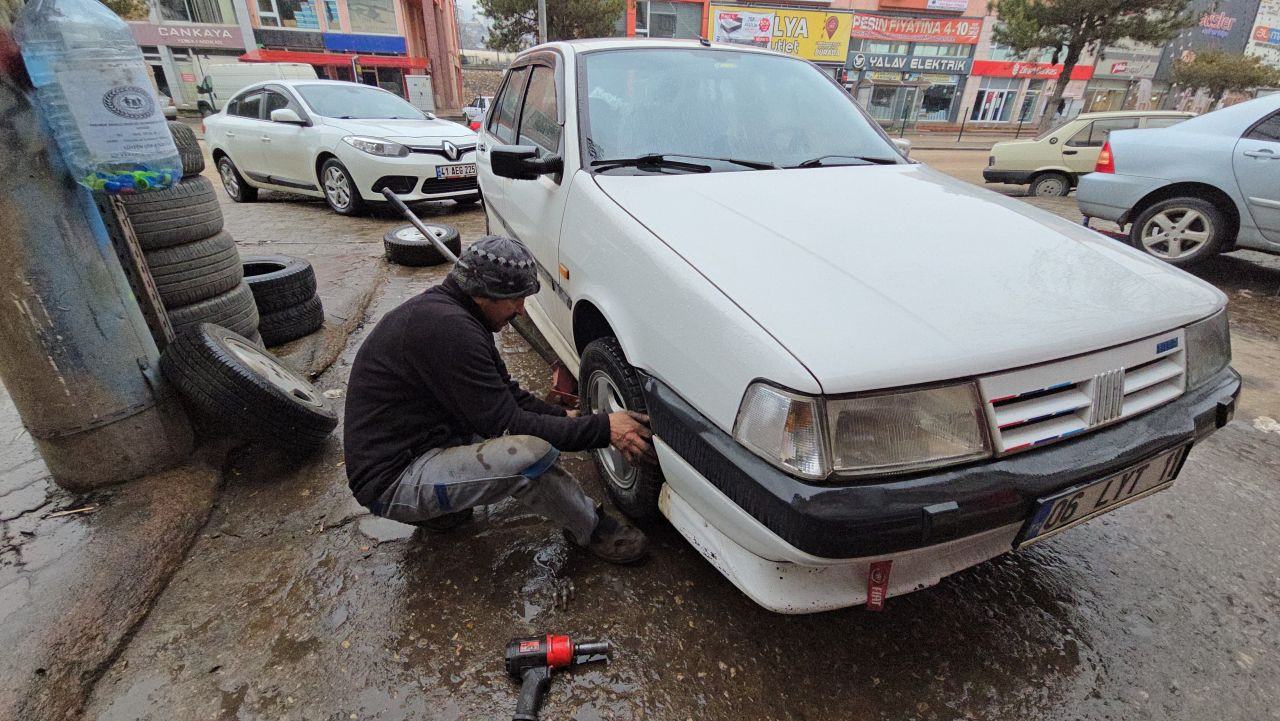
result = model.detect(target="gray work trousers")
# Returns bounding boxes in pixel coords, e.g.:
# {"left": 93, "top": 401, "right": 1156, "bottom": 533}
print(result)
{"left": 372, "top": 435, "right": 600, "bottom": 544}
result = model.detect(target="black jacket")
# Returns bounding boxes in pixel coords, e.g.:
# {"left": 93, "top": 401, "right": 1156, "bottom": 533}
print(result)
{"left": 343, "top": 278, "right": 610, "bottom": 505}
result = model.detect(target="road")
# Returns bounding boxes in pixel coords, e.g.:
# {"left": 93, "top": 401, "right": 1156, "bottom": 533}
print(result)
{"left": 84, "top": 149, "right": 1280, "bottom": 721}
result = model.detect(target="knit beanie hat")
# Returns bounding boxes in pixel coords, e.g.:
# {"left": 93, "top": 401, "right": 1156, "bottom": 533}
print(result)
{"left": 447, "top": 235, "right": 540, "bottom": 299}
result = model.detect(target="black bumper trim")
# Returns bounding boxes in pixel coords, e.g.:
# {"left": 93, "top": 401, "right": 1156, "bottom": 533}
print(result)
{"left": 642, "top": 368, "right": 1240, "bottom": 559}
{"left": 983, "top": 169, "right": 1034, "bottom": 184}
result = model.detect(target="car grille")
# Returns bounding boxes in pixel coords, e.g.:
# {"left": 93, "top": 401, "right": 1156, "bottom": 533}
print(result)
{"left": 408, "top": 144, "right": 478, "bottom": 158}
{"left": 421, "top": 176, "right": 478, "bottom": 194}
{"left": 978, "top": 330, "right": 1186, "bottom": 454}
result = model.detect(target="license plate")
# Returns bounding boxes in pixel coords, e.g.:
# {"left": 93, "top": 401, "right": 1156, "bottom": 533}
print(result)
{"left": 1017, "top": 444, "right": 1190, "bottom": 547}
{"left": 436, "top": 163, "right": 476, "bottom": 179}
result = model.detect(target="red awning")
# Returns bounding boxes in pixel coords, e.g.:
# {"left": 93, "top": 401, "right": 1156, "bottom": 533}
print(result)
{"left": 238, "top": 48, "right": 429, "bottom": 70}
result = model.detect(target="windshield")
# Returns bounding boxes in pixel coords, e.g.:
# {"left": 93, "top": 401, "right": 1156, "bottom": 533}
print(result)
{"left": 579, "top": 48, "right": 900, "bottom": 171}
{"left": 296, "top": 83, "right": 426, "bottom": 120}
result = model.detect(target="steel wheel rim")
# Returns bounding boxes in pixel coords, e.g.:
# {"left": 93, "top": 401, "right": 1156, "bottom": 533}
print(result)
{"left": 1035, "top": 177, "right": 1066, "bottom": 196}
{"left": 1141, "top": 208, "right": 1213, "bottom": 259}
{"left": 586, "top": 370, "right": 637, "bottom": 490}
{"left": 323, "top": 166, "right": 351, "bottom": 210}
{"left": 225, "top": 337, "right": 324, "bottom": 407}
{"left": 394, "top": 225, "right": 449, "bottom": 243}
{"left": 219, "top": 160, "right": 239, "bottom": 197}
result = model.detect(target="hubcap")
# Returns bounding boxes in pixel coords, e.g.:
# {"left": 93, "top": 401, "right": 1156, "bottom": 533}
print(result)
{"left": 225, "top": 337, "right": 324, "bottom": 407}
{"left": 323, "top": 166, "right": 351, "bottom": 210}
{"left": 1141, "top": 208, "right": 1213, "bottom": 259}
{"left": 586, "top": 370, "right": 637, "bottom": 490}
{"left": 393, "top": 225, "right": 449, "bottom": 243}
{"left": 1035, "top": 177, "right": 1066, "bottom": 196}
{"left": 219, "top": 160, "right": 239, "bottom": 197}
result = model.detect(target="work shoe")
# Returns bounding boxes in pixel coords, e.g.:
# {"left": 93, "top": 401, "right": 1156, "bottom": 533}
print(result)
{"left": 585, "top": 508, "right": 648, "bottom": 564}
{"left": 412, "top": 508, "right": 474, "bottom": 533}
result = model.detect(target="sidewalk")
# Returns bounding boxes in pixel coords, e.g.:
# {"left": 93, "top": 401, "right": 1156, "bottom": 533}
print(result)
{"left": 902, "top": 131, "right": 1031, "bottom": 151}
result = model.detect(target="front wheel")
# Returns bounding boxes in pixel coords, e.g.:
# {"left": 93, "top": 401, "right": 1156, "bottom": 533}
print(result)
{"left": 320, "top": 159, "right": 365, "bottom": 216}
{"left": 579, "top": 337, "right": 663, "bottom": 520}
{"left": 1129, "top": 196, "right": 1227, "bottom": 267}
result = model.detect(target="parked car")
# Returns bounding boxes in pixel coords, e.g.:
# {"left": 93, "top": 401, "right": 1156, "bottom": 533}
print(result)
{"left": 985, "top": 111, "right": 1193, "bottom": 196}
{"left": 196, "top": 62, "right": 317, "bottom": 116}
{"left": 204, "top": 80, "right": 480, "bottom": 215}
{"left": 477, "top": 39, "right": 1239, "bottom": 614}
{"left": 1078, "top": 93, "right": 1280, "bottom": 266}
{"left": 462, "top": 95, "right": 493, "bottom": 124}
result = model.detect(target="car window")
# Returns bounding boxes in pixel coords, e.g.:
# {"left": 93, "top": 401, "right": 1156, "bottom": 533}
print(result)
{"left": 1246, "top": 112, "right": 1280, "bottom": 143}
{"left": 1082, "top": 118, "right": 1139, "bottom": 147}
{"left": 470, "top": 96, "right": 482, "bottom": 107}
{"left": 1144, "top": 116, "right": 1188, "bottom": 129}
{"left": 232, "top": 92, "right": 263, "bottom": 119}
{"left": 263, "top": 91, "right": 290, "bottom": 117}
{"left": 517, "top": 65, "right": 560, "bottom": 153}
{"left": 490, "top": 66, "right": 530, "bottom": 144}
{"left": 1066, "top": 122, "right": 1093, "bottom": 147}
{"left": 295, "top": 84, "right": 425, "bottom": 119}
{"left": 225, "top": 98, "right": 240, "bottom": 116}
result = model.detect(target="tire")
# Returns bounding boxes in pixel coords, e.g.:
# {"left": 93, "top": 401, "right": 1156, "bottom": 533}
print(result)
{"left": 167, "top": 281, "right": 259, "bottom": 340}
{"left": 1129, "top": 196, "right": 1227, "bottom": 267}
{"left": 258, "top": 294, "right": 325, "bottom": 347}
{"left": 320, "top": 158, "right": 364, "bottom": 215}
{"left": 579, "top": 337, "right": 663, "bottom": 520}
{"left": 121, "top": 175, "right": 223, "bottom": 250}
{"left": 160, "top": 323, "right": 337, "bottom": 451}
{"left": 145, "top": 231, "right": 242, "bottom": 307}
{"left": 383, "top": 223, "right": 461, "bottom": 267}
{"left": 455, "top": 193, "right": 482, "bottom": 205}
{"left": 217, "top": 154, "right": 258, "bottom": 203}
{"left": 242, "top": 255, "right": 317, "bottom": 313}
{"left": 167, "top": 120, "right": 205, "bottom": 177}
{"left": 1030, "top": 172, "right": 1071, "bottom": 197}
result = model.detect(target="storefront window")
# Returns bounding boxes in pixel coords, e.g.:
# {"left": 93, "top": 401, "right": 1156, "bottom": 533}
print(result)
{"left": 919, "top": 75, "right": 958, "bottom": 121}
{"left": 913, "top": 44, "right": 970, "bottom": 58}
{"left": 159, "top": 0, "right": 237, "bottom": 24}
{"left": 348, "top": 0, "right": 398, "bottom": 34}
{"left": 637, "top": 1, "right": 702, "bottom": 39}
{"left": 1084, "top": 79, "right": 1129, "bottom": 113}
{"left": 257, "top": 0, "right": 320, "bottom": 29}
{"left": 1019, "top": 79, "right": 1045, "bottom": 122}
{"left": 987, "top": 41, "right": 1056, "bottom": 64}
{"left": 867, "top": 80, "right": 918, "bottom": 124}
{"left": 971, "top": 77, "right": 1019, "bottom": 122}
{"left": 851, "top": 39, "right": 910, "bottom": 55}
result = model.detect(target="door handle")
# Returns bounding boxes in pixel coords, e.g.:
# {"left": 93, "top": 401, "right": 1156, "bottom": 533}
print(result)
{"left": 478, "top": 143, "right": 487, "bottom": 153}
{"left": 261, "top": 136, "right": 271, "bottom": 142}
{"left": 1243, "top": 149, "right": 1278, "bottom": 159}
{"left": 226, "top": 131, "right": 236, "bottom": 138}
{"left": 1063, "top": 150, "right": 1078, "bottom": 155}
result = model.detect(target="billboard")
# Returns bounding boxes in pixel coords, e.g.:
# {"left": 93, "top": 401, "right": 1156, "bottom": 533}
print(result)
{"left": 1247, "top": 0, "right": 1280, "bottom": 68}
{"left": 710, "top": 5, "right": 853, "bottom": 63}
{"left": 1155, "top": 0, "right": 1262, "bottom": 80}
{"left": 850, "top": 13, "right": 982, "bottom": 44}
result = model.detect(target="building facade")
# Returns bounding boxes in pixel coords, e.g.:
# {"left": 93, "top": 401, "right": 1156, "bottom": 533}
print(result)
{"left": 131, "top": 0, "right": 256, "bottom": 110}
{"left": 1156, "top": 0, "right": 1262, "bottom": 111}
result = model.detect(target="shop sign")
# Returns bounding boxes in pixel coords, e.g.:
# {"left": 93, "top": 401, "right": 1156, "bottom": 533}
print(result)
{"left": 1246, "top": 0, "right": 1280, "bottom": 66}
{"left": 867, "top": 71, "right": 903, "bottom": 82}
{"left": 322, "top": 33, "right": 407, "bottom": 54}
{"left": 926, "top": 0, "right": 968, "bottom": 10}
{"left": 971, "top": 60, "right": 1095, "bottom": 80}
{"left": 181, "top": 72, "right": 196, "bottom": 82}
{"left": 1199, "top": 12, "right": 1238, "bottom": 38}
{"left": 255, "top": 28, "right": 326, "bottom": 51}
{"left": 1110, "top": 61, "right": 1129, "bottom": 74}
{"left": 710, "top": 5, "right": 853, "bottom": 63}
{"left": 849, "top": 52, "right": 972, "bottom": 74}
{"left": 850, "top": 13, "right": 981, "bottom": 44}
{"left": 128, "top": 22, "right": 244, "bottom": 49}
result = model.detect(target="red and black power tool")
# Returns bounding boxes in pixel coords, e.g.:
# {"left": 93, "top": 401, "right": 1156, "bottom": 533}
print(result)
{"left": 504, "top": 635, "right": 609, "bottom": 721}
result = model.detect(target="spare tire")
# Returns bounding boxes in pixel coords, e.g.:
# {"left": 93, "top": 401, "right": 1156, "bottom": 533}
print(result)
{"left": 121, "top": 175, "right": 223, "bottom": 250}
{"left": 383, "top": 223, "right": 461, "bottom": 267}
{"left": 167, "top": 120, "right": 205, "bottom": 177}
{"left": 145, "top": 231, "right": 242, "bottom": 307}
{"left": 167, "top": 281, "right": 259, "bottom": 340}
{"left": 160, "top": 323, "right": 337, "bottom": 451}
{"left": 242, "top": 255, "right": 317, "bottom": 313}
{"left": 258, "top": 294, "right": 325, "bottom": 347}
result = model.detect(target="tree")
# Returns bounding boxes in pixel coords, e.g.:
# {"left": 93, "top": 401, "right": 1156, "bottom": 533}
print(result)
{"left": 100, "top": 0, "right": 150, "bottom": 20}
{"left": 1173, "top": 49, "right": 1280, "bottom": 106}
{"left": 991, "top": 0, "right": 1195, "bottom": 132}
{"left": 479, "top": 0, "right": 624, "bottom": 52}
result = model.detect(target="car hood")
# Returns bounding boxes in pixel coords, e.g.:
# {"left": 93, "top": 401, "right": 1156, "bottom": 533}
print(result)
{"left": 320, "top": 117, "right": 475, "bottom": 143}
{"left": 593, "top": 164, "right": 1225, "bottom": 393}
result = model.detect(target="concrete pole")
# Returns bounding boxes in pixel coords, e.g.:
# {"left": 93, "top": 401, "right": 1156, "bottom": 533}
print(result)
{"left": 0, "top": 35, "right": 193, "bottom": 491}
{"left": 232, "top": 0, "right": 258, "bottom": 46}
{"left": 537, "top": 0, "right": 547, "bottom": 44}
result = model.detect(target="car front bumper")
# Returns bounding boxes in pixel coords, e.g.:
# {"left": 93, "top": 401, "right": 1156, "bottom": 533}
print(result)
{"left": 643, "top": 368, "right": 1240, "bottom": 612}
{"left": 340, "top": 148, "right": 480, "bottom": 203}
{"left": 983, "top": 168, "right": 1033, "bottom": 184}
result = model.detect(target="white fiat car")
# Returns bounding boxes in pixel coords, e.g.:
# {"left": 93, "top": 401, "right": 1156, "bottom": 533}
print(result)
{"left": 478, "top": 39, "right": 1240, "bottom": 614}
{"left": 205, "top": 80, "right": 479, "bottom": 215}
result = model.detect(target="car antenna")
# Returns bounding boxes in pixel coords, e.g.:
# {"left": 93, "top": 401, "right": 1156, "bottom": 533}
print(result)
{"left": 698, "top": 36, "right": 711, "bottom": 47}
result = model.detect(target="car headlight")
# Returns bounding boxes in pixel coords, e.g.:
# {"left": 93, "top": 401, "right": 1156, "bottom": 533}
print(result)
{"left": 342, "top": 135, "right": 409, "bottom": 158}
{"left": 1185, "top": 309, "right": 1231, "bottom": 389}
{"left": 733, "top": 381, "right": 993, "bottom": 481}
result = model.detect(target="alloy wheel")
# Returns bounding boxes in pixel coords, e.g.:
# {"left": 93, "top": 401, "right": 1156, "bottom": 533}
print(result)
{"left": 1140, "top": 207, "right": 1214, "bottom": 260}
{"left": 587, "top": 370, "right": 638, "bottom": 490}
{"left": 323, "top": 166, "right": 352, "bottom": 211}
{"left": 219, "top": 159, "right": 239, "bottom": 197}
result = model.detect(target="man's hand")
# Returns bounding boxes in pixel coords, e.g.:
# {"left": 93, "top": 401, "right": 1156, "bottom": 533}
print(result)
{"left": 608, "top": 411, "right": 656, "bottom": 464}
{"left": 565, "top": 409, "right": 580, "bottom": 418}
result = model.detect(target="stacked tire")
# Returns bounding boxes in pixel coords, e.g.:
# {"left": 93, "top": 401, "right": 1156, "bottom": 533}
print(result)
{"left": 242, "top": 255, "right": 325, "bottom": 347}
{"left": 123, "top": 122, "right": 261, "bottom": 345}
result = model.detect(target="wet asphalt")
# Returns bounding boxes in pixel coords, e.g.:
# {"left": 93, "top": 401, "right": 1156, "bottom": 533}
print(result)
{"left": 83, "top": 154, "right": 1280, "bottom": 721}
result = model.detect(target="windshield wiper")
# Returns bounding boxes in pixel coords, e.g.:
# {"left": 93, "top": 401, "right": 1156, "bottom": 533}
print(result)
{"left": 653, "top": 153, "right": 777, "bottom": 170}
{"left": 590, "top": 155, "right": 712, "bottom": 173}
{"left": 793, "top": 154, "right": 899, "bottom": 168}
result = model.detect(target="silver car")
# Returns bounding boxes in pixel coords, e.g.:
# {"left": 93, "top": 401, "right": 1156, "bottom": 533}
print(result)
{"left": 1077, "top": 93, "right": 1280, "bottom": 267}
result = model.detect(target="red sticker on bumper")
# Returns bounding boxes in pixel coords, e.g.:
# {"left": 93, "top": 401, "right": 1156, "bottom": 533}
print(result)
{"left": 865, "top": 560, "right": 892, "bottom": 611}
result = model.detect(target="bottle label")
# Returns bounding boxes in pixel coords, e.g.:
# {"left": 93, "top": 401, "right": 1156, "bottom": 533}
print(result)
{"left": 56, "top": 61, "right": 174, "bottom": 165}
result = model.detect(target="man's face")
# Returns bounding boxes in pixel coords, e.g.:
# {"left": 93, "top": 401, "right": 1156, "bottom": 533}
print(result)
{"left": 473, "top": 295, "right": 527, "bottom": 331}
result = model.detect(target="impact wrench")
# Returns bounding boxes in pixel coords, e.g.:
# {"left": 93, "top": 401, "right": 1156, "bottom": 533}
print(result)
{"left": 504, "top": 635, "right": 609, "bottom": 721}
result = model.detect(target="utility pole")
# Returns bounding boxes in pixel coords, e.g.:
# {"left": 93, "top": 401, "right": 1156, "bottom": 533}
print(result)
{"left": 537, "top": 0, "right": 547, "bottom": 44}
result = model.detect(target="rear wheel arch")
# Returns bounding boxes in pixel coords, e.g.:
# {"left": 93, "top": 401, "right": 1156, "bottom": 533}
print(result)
{"left": 1129, "top": 182, "right": 1240, "bottom": 240}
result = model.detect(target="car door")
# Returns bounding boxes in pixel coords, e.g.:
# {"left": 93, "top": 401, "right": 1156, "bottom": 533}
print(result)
{"left": 502, "top": 59, "right": 574, "bottom": 336}
{"left": 477, "top": 65, "right": 531, "bottom": 232}
{"left": 1233, "top": 110, "right": 1280, "bottom": 243}
{"left": 1062, "top": 117, "right": 1138, "bottom": 174}
{"left": 256, "top": 87, "right": 317, "bottom": 190}
{"left": 221, "top": 90, "right": 268, "bottom": 176}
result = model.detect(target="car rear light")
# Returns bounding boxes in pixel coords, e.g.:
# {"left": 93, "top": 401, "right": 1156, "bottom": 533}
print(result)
{"left": 1095, "top": 142, "right": 1115, "bottom": 173}
{"left": 468, "top": 120, "right": 481, "bottom": 131}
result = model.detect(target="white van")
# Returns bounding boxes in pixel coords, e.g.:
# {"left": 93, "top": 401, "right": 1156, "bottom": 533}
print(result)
{"left": 196, "top": 63, "right": 317, "bottom": 115}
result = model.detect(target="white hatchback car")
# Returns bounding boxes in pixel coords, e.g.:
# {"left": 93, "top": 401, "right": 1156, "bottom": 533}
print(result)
{"left": 204, "top": 80, "right": 480, "bottom": 215}
{"left": 477, "top": 40, "right": 1241, "bottom": 614}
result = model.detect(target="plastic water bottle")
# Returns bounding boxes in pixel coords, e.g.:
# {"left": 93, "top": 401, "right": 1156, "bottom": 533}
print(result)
{"left": 15, "top": 0, "right": 181, "bottom": 194}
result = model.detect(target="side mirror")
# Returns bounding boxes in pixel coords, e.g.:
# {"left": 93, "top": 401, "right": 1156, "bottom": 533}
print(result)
{"left": 491, "top": 144, "right": 562, "bottom": 180}
{"left": 196, "top": 79, "right": 211, "bottom": 94}
{"left": 892, "top": 138, "right": 911, "bottom": 158}
{"left": 270, "top": 108, "right": 305, "bottom": 124}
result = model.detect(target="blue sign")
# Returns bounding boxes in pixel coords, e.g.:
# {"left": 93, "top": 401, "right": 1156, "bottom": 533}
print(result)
{"left": 322, "top": 33, "right": 406, "bottom": 54}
